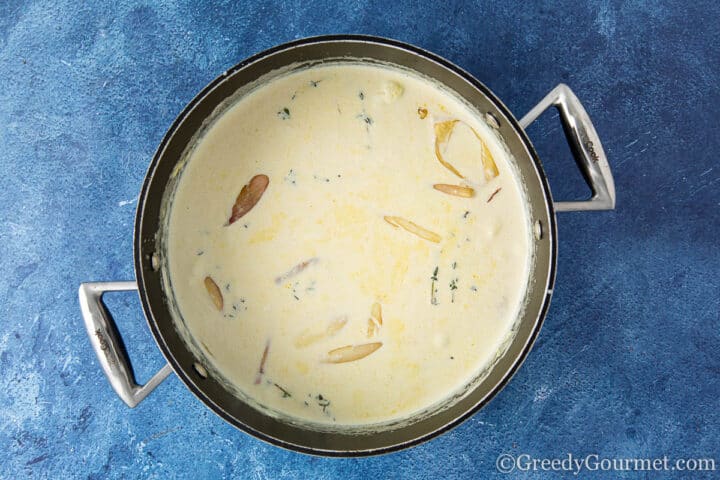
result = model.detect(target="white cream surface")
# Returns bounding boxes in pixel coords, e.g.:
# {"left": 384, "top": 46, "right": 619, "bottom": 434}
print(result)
{"left": 166, "top": 63, "right": 530, "bottom": 425}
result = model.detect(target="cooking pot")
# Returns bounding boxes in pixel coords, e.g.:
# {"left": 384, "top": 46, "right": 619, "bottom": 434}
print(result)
{"left": 79, "top": 35, "right": 615, "bottom": 456}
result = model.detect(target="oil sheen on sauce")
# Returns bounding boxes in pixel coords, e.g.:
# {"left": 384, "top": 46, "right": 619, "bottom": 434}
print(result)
{"left": 166, "top": 63, "right": 531, "bottom": 425}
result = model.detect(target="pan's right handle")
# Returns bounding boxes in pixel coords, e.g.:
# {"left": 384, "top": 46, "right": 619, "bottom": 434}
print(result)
{"left": 519, "top": 84, "right": 616, "bottom": 212}
{"left": 79, "top": 281, "right": 172, "bottom": 407}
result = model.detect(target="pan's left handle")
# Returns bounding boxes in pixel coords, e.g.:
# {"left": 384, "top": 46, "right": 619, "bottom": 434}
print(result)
{"left": 79, "top": 281, "right": 172, "bottom": 407}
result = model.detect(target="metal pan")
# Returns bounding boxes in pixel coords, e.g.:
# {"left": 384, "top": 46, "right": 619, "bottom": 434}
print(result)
{"left": 79, "top": 35, "right": 615, "bottom": 456}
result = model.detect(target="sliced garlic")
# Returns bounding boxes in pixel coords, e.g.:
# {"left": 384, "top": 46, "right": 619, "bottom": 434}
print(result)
{"left": 325, "top": 342, "right": 383, "bottom": 364}
{"left": 204, "top": 276, "right": 223, "bottom": 311}
{"left": 384, "top": 216, "right": 441, "bottom": 243}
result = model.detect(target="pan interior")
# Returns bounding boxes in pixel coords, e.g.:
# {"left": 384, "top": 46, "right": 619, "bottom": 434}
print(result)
{"left": 135, "top": 36, "right": 554, "bottom": 455}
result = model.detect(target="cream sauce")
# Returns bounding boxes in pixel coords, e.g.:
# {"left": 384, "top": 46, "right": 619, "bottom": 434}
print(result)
{"left": 166, "top": 63, "right": 530, "bottom": 425}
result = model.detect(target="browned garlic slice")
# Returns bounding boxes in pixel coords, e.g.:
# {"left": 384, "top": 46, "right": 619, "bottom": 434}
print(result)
{"left": 228, "top": 174, "right": 269, "bottom": 225}
{"left": 204, "top": 276, "right": 223, "bottom": 311}
{"left": 433, "top": 120, "right": 499, "bottom": 181}
{"left": 325, "top": 342, "right": 383, "bottom": 364}
{"left": 434, "top": 120, "right": 464, "bottom": 178}
{"left": 295, "top": 316, "right": 348, "bottom": 348}
{"left": 367, "top": 302, "right": 383, "bottom": 338}
{"left": 433, "top": 183, "right": 475, "bottom": 198}
{"left": 384, "top": 216, "right": 441, "bottom": 243}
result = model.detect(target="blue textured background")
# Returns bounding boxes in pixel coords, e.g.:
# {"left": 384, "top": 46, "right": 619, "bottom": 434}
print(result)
{"left": 1, "top": 1, "right": 718, "bottom": 478}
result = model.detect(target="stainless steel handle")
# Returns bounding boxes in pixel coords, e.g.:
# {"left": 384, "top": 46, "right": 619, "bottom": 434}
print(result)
{"left": 519, "top": 84, "right": 616, "bottom": 212}
{"left": 79, "top": 281, "right": 172, "bottom": 407}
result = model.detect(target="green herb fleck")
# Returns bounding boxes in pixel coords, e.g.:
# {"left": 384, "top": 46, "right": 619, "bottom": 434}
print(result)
{"left": 356, "top": 112, "right": 374, "bottom": 130}
{"left": 277, "top": 107, "right": 291, "bottom": 120}
{"left": 310, "top": 80, "right": 321, "bottom": 87}
{"left": 430, "top": 266, "right": 439, "bottom": 305}
{"left": 232, "top": 299, "right": 248, "bottom": 312}
{"left": 285, "top": 169, "right": 297, "bottom": 185}
{"left": 452, "top": 262, "right": 457, "bottom": 270}
{"left": 358, "top": 91, "right": 365, "bottom": 100}
{"left": 450, "top": 278, "right": 458, "bottom": 303}
{"left": 313, "top": 174, "right": 330, "bottom": 183}
{"left": 463, "top": 210, "right": 470, "bottom": 219}
{"left": 273, "top": 383, "right": 292, "bottom": 398}
{"left": 316, "top": 394, "right": 331, "bottom": 414}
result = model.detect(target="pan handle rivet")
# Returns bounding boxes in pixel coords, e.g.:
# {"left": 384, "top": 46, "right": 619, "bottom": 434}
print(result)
{"left": 484, "top": 111, "right": 500, "bottom": 129}
{"left": 193, "top": 362, "right": 208, "bottom": 379}
{"left": 534, "top": 220, "right": 543, "bottom": 240}
{"left": 150, "top": 253, "right": 160, "bottom": 272}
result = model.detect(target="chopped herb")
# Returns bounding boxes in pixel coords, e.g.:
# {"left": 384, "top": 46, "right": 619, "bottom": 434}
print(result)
{"left": 358, "top": 91, "right": 364, "bottom": 100}
{"left": 273, "top": 383, "right": 292, "bottom": 398}
{"left": 293, "top": 294, "right": 299, "bottom": 301}
{"left": 316, "top": 394, "right": 331, "bottom": 414}
{"left": 303, "top": 401, "right": 309, "bottom": 406}
{"left": 313, "top": 174, "right": 331, "bottom": 183}
{"left": 463, "top": 210, "right": 470, "bottom": 219}
{"left": 225, "top": 283, "right": 231, "bottom": 291}
{"left": 452, "top": 262, "right": 457, "bottom": 270}
{"left": 431, "top": 266, "right": 439, "bottom": 306}
{"left": 450, "top": 356, "right": 455, "bottom": 360}
{"left": 310, "top": 80, "right": 321, "bottom": 87}
{"left": 470, "top": 285, "right": 478, "bottom": 292}
{"left": 356, "top": 112, "right": 374, "bottom": 129}
{"left": 450, "top": 278, "right": 458, "bottom": 303}
{"left": 232, "top": 299, "right": 248, "bottom": 312}
{"left": 243, "top": 223, "right": 249, "bottom": 229}
{"left": 196, "top": 250, "right": 204, "bottom": 256}
{"left": 277, "top": 107, "right": 291, "bottom": 120}
{"left": 284, "top": 169, "right": 297, "bottom": 185}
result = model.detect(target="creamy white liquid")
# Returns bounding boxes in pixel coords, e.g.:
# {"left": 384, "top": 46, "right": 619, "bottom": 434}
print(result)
{"left": 166, "top": 63, "right": 530, "bottom": 425}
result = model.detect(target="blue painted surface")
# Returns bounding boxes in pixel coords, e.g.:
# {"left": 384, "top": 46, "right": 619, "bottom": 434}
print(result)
{"left": 1, "top": 0, "right": 718, "bottom": 478}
